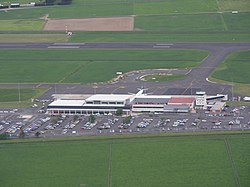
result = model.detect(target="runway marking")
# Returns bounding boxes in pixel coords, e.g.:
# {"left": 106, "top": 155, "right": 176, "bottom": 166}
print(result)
{"left": 185, "top": 69, "right": 192, "bottom": 75}
{"left": 53, "top": 43, "right": 85, "bottom": 45}
{"left": 48, "top": 46, "right": 80, "bottom": 49}
{"left": 153, "top": 46, "right": 171, "bottom": 48}
{"left": 206, "top": 78, "right": 217, "bottom": 84}
{"left": 155, "top": 43, "right": 173, "bottom": 46}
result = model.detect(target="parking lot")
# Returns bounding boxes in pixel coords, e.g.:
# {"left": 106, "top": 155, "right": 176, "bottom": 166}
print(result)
{"left": 0, "top": 105, "right": 250, "bottom": 139}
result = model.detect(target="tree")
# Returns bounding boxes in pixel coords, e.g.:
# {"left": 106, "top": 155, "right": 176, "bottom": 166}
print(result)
{"left": 35, "top": 131, "right": 41, "bottom": 138}
{"left": 89, "top": 115, "right": 96, "bottom": 123}
{"left": 0, "top": 133, "right": 9, "bottom": 140}
{"left": 73, "top": 115, "right": 78, "bottom": 122}
{"left": 123, "top": 115, "right": 132, "bottom": 124}
{"left": 19, "top": 127, "right": 25, "bottom": 138}
{"left": 115, "top": 108, "right": 123, "bottom": 116}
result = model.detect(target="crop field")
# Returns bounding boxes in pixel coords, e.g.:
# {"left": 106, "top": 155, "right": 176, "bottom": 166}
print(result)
{"left": 0, "top": 49, "right": 208, "bottom": 83}
{"left": 212, "top": 50, "right": 250, "bottom": 84}
{"left": 0, "top": 133, "right": 249, "bottom": 187}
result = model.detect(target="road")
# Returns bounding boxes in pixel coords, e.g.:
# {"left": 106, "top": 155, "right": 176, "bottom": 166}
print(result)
{"left": 0, "top": 42, "right": 250, "bottom": 98}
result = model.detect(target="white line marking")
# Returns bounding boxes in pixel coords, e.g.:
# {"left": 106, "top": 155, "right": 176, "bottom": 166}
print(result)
{"left": 155, "top": 43, "right": 173, "bottom": 46}
{"left": 153, "top": 46, "right": 171, "bottom": 48}
{"left": 48, "top": 46, "right": 80, "bottom": 49}
{"left": 206, "top": 78, "right": 217, "bottom": 84}
{"left": 53, "top": 43, "right": 85, "bottom": 45}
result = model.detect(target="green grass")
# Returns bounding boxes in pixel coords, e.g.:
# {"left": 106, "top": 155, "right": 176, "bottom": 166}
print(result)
{"left": 211, "top": 50, "right": 250, "bottom": 84}
{"left": 62, "top": 11, "right": 250, "bottom": 42}
{"left": 0, "top": 0, "right": 249, "bottom": 43}
{"left": 0, "top": 34, "right": 69, "bottom": 43}
{"left": 0, "top": 88, "right": 47, "bottom": 102}
{"left": 141, "top": 74, "right": 187, "bottom": 82}
{"left": 135, "top": 14, "right": 226, "bottom": 32}
{"left": 0, "top": 134, "right": 249, "bottom": 187}
{"left": 0, "top": 49, "right": 208, "bottom": 83}
{"left": 0, "top": 20, "right": 45, "bottom": 31}
{"left": 134, "top": 0, "right": 218, "bottom": 15}
{"left": 0, "top": 88, "right": 47, "bottom": 108}
{"left": 70, "top": 31, "right": 250, "bottom": 42}
{"left": 0, "top": 1, "right": 133, "bottom": 20}
{"left": 217, "top": 0, "right": 250, "bottom": 12}
{"left": 135, "top": 13, "right": 250, "bottom": 32}
{"left": 223, "top": 12, "right": 250, "bottom": 32}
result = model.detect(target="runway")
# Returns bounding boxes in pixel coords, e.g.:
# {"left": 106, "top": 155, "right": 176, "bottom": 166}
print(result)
{"left": 1, "top": 42, "right": 250, "bottom": 50}
{"left": 0, "top": 42, "right": 250, "bottom": 98}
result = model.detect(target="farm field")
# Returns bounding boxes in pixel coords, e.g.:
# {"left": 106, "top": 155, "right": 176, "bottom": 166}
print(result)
{"left": 0, "top": 133, "right": 249, "bottom": 187}
{"left": 211, "top": 50, "right": 250, "bottom": 84}
{"left": 0, "top": 49, "right": 208, "bottom": 83}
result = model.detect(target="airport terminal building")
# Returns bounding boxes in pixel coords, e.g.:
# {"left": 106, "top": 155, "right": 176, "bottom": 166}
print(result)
{"left": 47, "top": 91, "right": 227, "bottom": 115}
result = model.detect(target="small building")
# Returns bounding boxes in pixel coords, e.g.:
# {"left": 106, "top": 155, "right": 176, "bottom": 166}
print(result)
{"left": 210, "top": 101, "right": 226, "bottom": 113}
{"left": 195, "top": 91, "right": 207, "bottom": 109}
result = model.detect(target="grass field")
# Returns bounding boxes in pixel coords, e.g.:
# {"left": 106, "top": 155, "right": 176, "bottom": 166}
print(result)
{"left": 0, "top": 20, "right": 45, "bottom": 31}
{"left": 1, "top": 0, "right": 249, "bottom": 20}
{"left": 134, "top": 0, "right": 218, "bottom": 15}
{"left": 141, "top": 74, "right": 187, "bottom": 82}
{"left": 0, "top": 34, "right": 69, "bottom": 43}
{"left": 0, "top": 49, "right": 208, "bottom": 83}
{"left": 0, "top": 0, "right": 249, "bottom": 42}
{"left": 135, "top": 14, "right": 226, "bottom": 32}
{"left": 211, "top": 50, "right": 250, "bottom": 84}
{"left": 0, "top": 133, "right": 249, "bottom": 187}
{"left": 0, "top": 88, "right": 46, "bottom": 102}
{"left": 70, "top": 32, "right": 250, "bottom": 43}
{"left": 217, "top": 0, "right": 250, "bottom": 12}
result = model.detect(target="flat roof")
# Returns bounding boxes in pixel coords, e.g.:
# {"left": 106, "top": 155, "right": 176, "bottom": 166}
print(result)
{"left": 49, "top": 99, "right": 85, "bottom": 107}
{"left": 86, "top": 94, "right": 132, "bottom": 102}
{"left": 168, "top": 97, "right": 195, "bottom": 104}
{"left": 52, "top": 94, "right": 92, "bottom": 100}
{"left": 135, "top": 95, "right": 171, "bottom": 99}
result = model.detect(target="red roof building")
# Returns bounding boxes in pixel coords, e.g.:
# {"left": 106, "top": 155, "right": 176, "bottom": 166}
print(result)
{"left": 168, "top": 97, "right": 195, "bottom": 108}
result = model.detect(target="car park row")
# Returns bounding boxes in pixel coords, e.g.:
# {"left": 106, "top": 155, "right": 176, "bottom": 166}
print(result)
{"left": 0, "top": 105, "right": 250, "bottom": 138}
